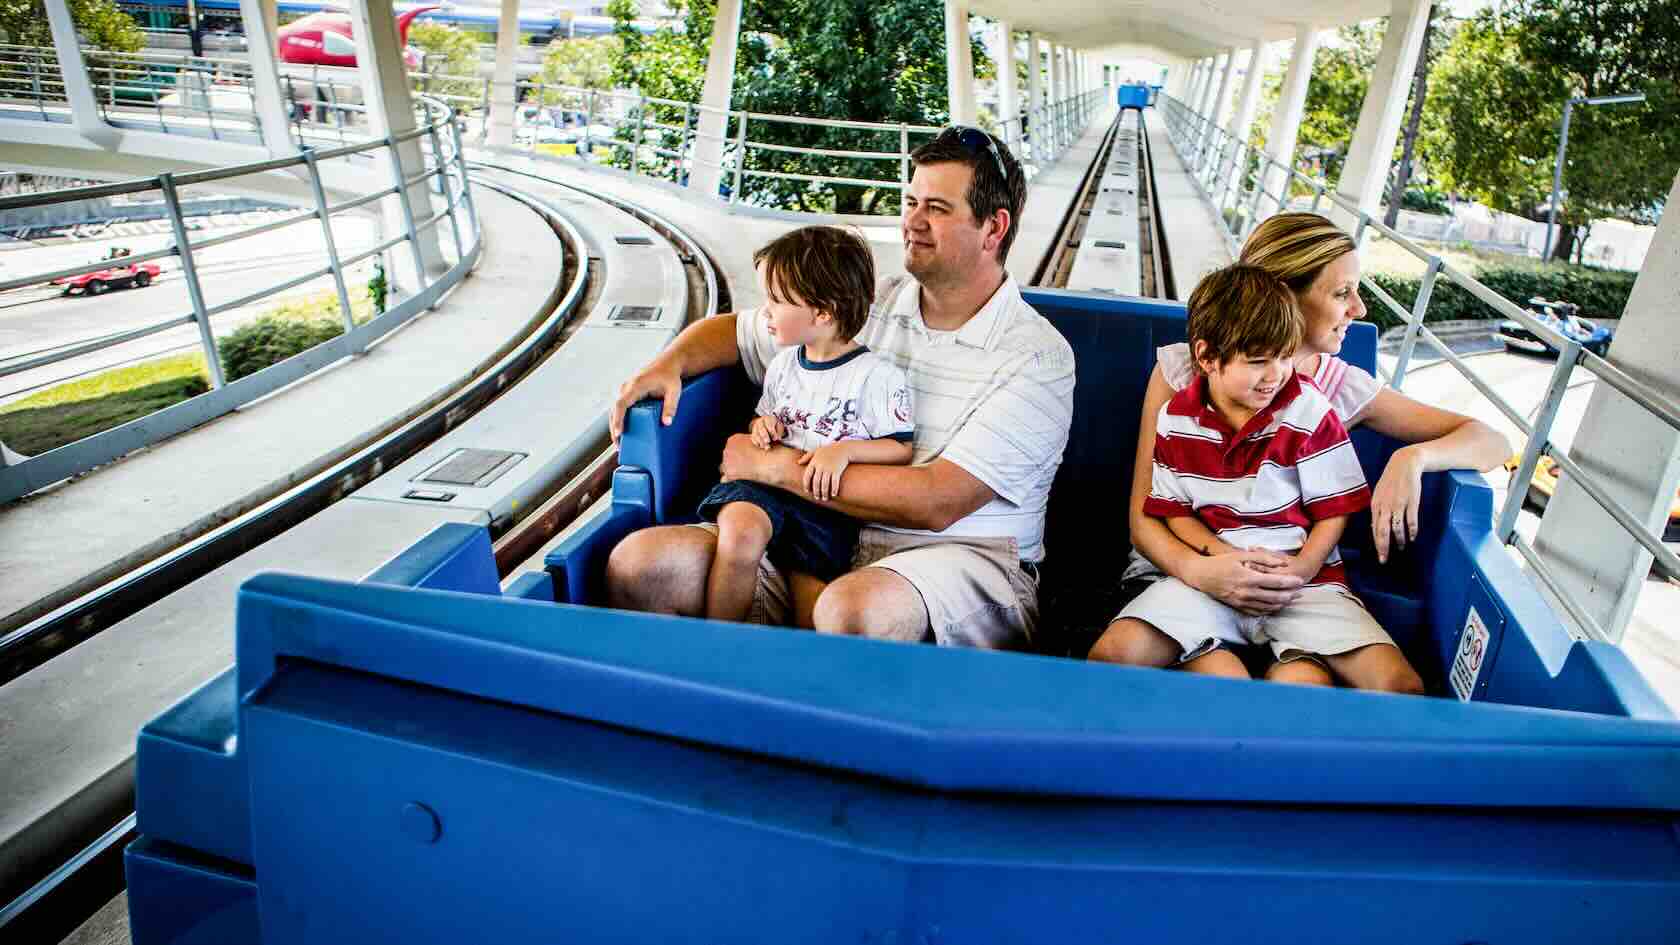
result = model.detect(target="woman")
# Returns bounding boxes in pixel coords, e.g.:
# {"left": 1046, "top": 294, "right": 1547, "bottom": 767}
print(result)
{"left": 1091, "top": 213, "right": 1510, "bottom": 684}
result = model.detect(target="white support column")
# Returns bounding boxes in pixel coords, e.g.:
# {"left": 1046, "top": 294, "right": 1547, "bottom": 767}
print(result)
{"left": 943, "top": 0, "right": 977, "bottom": 125}
{"left": 44, "top": 0, "right": 109, "bottom": 142}
{"left": 1228, "top": 41, "right": 1267, "bottom": 142}
{"left": 487, "top": 0, "right": 519, "bottom": 148}
{"left": 692, "top": 0, "right": 742, "bottom": 200}
{"left": 1332, "top": 0, "right": 1431, "bottom": 228}
{"left": 1025, "top": 32, "right": 1042, "bottom": 156}
{"left": 1532, "top": 169, "right": 1680, "bottom": 642}
{"left": 1193, "top": 53, "right": 1222, "bottom": 118}
{"left": 995, "top": 20, "right": 1019, "bottom": 152}
{"left": 1048, "top": 43, "right": 1065, "bottom": 146}
{"left": 1210, "top": 47, "right": 1240, "bottom": 127}
{"left": 238, "top": 0, "right": 296, "bottom": 154}
{"left": 1196, "top": 49, "right": 1237, "bottom": 164}
{"left": 1263, "top": 25, "right": 1322, "bottom": 202}
{"left": 347, "top": 0, "right": 444, "bottom": 276}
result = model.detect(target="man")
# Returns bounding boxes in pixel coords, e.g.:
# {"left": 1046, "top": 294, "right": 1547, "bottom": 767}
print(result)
{"left": 605, "top": 127, "right": 1074, "bottom": 649}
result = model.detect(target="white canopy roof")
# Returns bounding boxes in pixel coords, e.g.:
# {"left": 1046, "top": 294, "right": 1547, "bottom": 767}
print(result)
{"left": 972, "top": 0, "right": 1396, "bottom": 61}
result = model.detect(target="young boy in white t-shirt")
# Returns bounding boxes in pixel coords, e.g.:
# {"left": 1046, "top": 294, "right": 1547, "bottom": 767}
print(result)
{"left": 698, "top": 226, "right": 915, "bottom": 627}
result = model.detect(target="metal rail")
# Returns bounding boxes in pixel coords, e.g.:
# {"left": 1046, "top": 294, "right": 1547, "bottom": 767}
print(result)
{"left": 0, "top": 95, "right": 480, "bottom": 504}
{"left": 507, "top": 79, "right": 1110, "bottom": 205}
{"left": 1155, "top": 92, "right": 1680, "bottom": 643}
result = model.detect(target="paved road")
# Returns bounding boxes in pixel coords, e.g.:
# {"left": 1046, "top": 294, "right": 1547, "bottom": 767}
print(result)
{"left": 0, "top": 219, "right": 381, "bottom": 402}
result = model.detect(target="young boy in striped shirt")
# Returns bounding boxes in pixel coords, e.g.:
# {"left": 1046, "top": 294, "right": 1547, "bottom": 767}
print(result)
{"left": 1096, "top": 264, "right": 1418, "bottom": 688}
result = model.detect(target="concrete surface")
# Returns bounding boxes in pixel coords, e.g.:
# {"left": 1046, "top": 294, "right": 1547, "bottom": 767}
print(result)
{"left": 1141, "top": 107, "right": 1232, "bottom": 297}
{"left": 0, "top": 186, "right": 561, "bottom": 634}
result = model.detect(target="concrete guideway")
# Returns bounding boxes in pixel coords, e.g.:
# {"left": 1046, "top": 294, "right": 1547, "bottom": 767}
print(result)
{"left": 0, "top": 186, "right": 560, "bottom": 638}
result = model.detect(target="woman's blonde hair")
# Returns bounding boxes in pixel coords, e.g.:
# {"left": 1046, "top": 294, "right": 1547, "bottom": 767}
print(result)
{"left": 1238, "top": 212, "right": 1356, "bottom": 294}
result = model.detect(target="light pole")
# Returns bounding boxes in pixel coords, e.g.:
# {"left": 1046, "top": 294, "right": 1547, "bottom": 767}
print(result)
{"left": 1542, "top": 92, "right": 1646, "bottom": 262}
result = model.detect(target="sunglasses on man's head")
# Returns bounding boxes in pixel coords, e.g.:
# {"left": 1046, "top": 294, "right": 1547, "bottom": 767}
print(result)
{"left": 946, "top": 125, "right": 1009, "bottom": 184}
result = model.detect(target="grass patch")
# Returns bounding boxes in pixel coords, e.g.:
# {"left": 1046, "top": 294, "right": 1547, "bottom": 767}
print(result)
{"left": 0, "top": 285, "right": 379, "bottom": 458}
{"left": 0, "top": 353, "right": 209, "bottom": 455}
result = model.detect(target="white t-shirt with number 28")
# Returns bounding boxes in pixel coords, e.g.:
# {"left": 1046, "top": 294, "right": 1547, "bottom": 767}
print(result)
{"left": 758, "top": 345, "right": 915, "bottom": 454}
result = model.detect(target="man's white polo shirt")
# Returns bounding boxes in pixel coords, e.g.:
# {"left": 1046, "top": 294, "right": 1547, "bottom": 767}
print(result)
{"left": 736, "top": 273, "right": 1075, "bottom": 562}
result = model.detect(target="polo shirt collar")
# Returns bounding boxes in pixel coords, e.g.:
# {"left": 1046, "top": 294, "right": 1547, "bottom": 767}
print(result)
{"left": 1171, "top": 372, "right": 1305, "bottom": 448}
{"left": 894, "top": 273, "right": 1019, "bottom": 350}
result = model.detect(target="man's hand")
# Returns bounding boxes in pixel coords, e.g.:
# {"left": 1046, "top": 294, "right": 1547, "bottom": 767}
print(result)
{"left": 608, "top": 361, "right": 683, "bottom": 443}
{"left": 798, "top": 444, "right": 851, "bottom": 501}
{"left": 750, "top": 415, "right": 787, "bottom": 450}
{"left": 1186, "top": 549, "right": 1305, "bottom": 615}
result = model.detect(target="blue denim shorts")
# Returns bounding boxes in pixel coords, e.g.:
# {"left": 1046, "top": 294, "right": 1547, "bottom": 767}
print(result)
{"left": 697, "top": 480, "right": 859, "bottom": 581}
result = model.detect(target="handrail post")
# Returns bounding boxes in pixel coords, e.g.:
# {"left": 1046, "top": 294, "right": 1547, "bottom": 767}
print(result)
{"left": 899, "top": 123, "right": 910, "bottom": 195}
{"left": 450, "top": 111, "right": 480, "bottom": 243}
{"left": 583, "top": 89, "right": 596, "bottom": 157}
{"left": 386, "top": 134, "right": 431, "bottom": 297}
{"left": 730, "top": 111, "right": 747, "bottom": 203}
{"left": 631, "top": 96, "right": 646, "bottom": 178}
{"left": 1389, "top": 257, "right": 1441, "bottom": 388}
{"left": 428, "top": 122, "right": 466, "bottom": 261}
{"left": 1352, "top": 212, "right": 1370, "bottom": 248}
{"left": 303, "top": 148, "right": 359, "bottom": 344}
{"left": 679, "top": 102, "right": 695, "bottom": 187}
{"left": 481, "top": 77, "right": 492, "bottom": 139}
{"left": 31, "top": 52, "right": 45, "bottom": 119}
{"left": 158, "top": 172, "right": 226, "bottom": 389}
{"left": 1498, "top": 338, "right": 1582, "bottom": 541}
{"left": 1241, "top": 152, "right": 1267, "bottom": 239}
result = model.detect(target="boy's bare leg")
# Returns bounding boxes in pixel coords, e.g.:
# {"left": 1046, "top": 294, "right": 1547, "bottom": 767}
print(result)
{"left": 1265, "top": 658, "right": 1333, "bottom": 686}
{"left": 1180, "top": 649, "right": 1250, "bottom": 679}
{"left": 788, "top": 572, "right": 827, "bottom": 629}
{"left": 1325, "top": 643, "right": 1426, "bottom": 695}
{"left": 1088, "top": 618, "right": 1181, "bottom": 666}
{"left": 705, "top": 502, "right": 774, "bottom": 623}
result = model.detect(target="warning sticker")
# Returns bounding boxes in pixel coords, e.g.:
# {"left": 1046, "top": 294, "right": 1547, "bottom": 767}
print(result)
{"left": 1450, "top": 607, "right": 1491, "bottom": 701}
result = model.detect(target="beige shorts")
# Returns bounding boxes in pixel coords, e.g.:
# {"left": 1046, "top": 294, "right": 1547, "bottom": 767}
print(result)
{"left": 689, "top": 523, "right": 1039, "bottom": 648}
{"left": 1115, "top": 578, "right": 1396, "bottom": 665}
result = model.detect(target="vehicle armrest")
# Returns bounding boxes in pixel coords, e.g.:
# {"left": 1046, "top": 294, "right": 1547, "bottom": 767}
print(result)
{"left": 619, "top": 366, "right": 757, "bottom": 524}
{"left": 545, "top": 468, "right": 655, "bottom": 605}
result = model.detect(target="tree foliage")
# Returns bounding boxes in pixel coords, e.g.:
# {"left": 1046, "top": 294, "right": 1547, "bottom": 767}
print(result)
{"left": 606, "top": 0, "right": 990, "bottom": 214}
{"left": 0, "top": 0, "right": 142, "bottom": 52}
{"left": 539, "top": 35, "right": 619, "bottom": 92}
{"left": 1426, "top": 1, "right": 1679, "bottom": 256}
{"left": 408, "top": 21, "right": 482, "bottom": 103}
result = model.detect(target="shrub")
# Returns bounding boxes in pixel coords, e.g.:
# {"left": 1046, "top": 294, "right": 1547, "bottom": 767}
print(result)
{"left": 1399, "top": 186, "right": 1452, "bottom": 216}
{"left": 219, "top": 315, "right": 344, "bottom": 382}
{"left": 1358, "top": 263, "right": 1637, "bottom": 332}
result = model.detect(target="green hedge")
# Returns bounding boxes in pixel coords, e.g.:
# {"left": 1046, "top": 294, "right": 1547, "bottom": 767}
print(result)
{"left": 219, "top": 315, "right": 345, "bottom": 382}
{"left": 1358, "top": 264, "right": 1638, "bottom": 333}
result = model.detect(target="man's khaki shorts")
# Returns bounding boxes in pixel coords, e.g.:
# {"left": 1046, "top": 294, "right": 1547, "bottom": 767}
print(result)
{"left": 690, "top": 523, "right": 1039, "bottom": 648}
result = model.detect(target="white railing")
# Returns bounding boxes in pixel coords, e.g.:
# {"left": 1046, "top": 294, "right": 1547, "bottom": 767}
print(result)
{"left": 1157, "top": 93, "right": 1680, "bottom": 643}
{"left": 0, "top": 95, "right": 481, "bottom": 503}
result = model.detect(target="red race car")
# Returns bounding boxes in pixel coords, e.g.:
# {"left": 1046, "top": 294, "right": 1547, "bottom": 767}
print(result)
{"left": 53, "top": 247, "right": 163, "bottom": 296}
{"left": 277, "top": 7, "right": 434, "bottom": 69}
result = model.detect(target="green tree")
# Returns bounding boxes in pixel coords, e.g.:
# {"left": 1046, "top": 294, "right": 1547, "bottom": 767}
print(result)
{"left": 606, "top": 0, "right": 990, "bottom": 213}
{"left": 1295, "top": 21, "right": 1384, "bottom": 184}
{"left": 408, "top": 20, "right": 483, "bottom": 104}
{"left": 1426, "top": 2, "right": 1680, "bottom": 259}
{"left": 540, "top": 35, "right": 620, "bottom": 92}
{"left": 0, "top": 0, "right": 142, "bottom": 51}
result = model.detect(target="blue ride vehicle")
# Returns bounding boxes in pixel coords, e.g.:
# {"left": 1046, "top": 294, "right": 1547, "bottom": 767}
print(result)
{"left": 1497, "top": 296, "right": 1612, "bottom": 357}
{"left": 126, "top": 290, "right": 1680, "bottom": 945}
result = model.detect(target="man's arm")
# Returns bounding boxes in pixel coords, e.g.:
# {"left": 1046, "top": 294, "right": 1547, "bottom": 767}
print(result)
{"left": 721, "top": 441, "right": 993, "bottom": 531}
{"left": 798, "top": 437, "right": 916, "bottom": 502}
{"left": 608, "top": 314, "right": 742, "bottom": 441}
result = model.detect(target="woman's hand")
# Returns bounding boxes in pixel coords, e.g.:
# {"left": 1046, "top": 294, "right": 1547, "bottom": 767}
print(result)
{"left": 1185, "top": 549, "right": 1305, "bottom": 615}
{"left": 798, "top": 445, "right": 851, "bottom": 501}
{"left": 1371, "top": 444, "right": 1425, "bottom": 563}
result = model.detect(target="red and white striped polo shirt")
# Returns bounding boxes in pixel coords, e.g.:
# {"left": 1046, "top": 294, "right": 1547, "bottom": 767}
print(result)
{"left": 1143, "top": 372, "right": 1371, "bottom": 588}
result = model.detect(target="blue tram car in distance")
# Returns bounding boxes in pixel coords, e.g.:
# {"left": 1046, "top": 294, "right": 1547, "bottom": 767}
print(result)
{"left": 126, "top": 291, "right": 1680, "bottom": 944}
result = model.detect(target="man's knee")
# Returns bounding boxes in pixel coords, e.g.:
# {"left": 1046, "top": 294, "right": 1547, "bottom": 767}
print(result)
{"left": 812, "top": 570, "right": 926, "bottom": 641}
{"left": 605, "top": 526, "right": 711, "bottom": 614}
{"left": 1374, "top": 660, "right": 1426, "bottom": 695}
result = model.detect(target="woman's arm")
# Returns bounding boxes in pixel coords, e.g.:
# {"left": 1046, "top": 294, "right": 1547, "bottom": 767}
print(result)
{"left": 1129, "top": 366, "right": 1305, "bottom": 614}
{"left": 1354, "top": 387, "right": 1512, "bottom": 562}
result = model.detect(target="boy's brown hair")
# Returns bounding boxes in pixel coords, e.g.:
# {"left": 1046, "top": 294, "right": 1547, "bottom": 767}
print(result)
{"left": 752, "top": 226, "right": 876, "bottom": 340}
{"left": 1185, "top": 264, "right": 1304, "bottom": 372}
